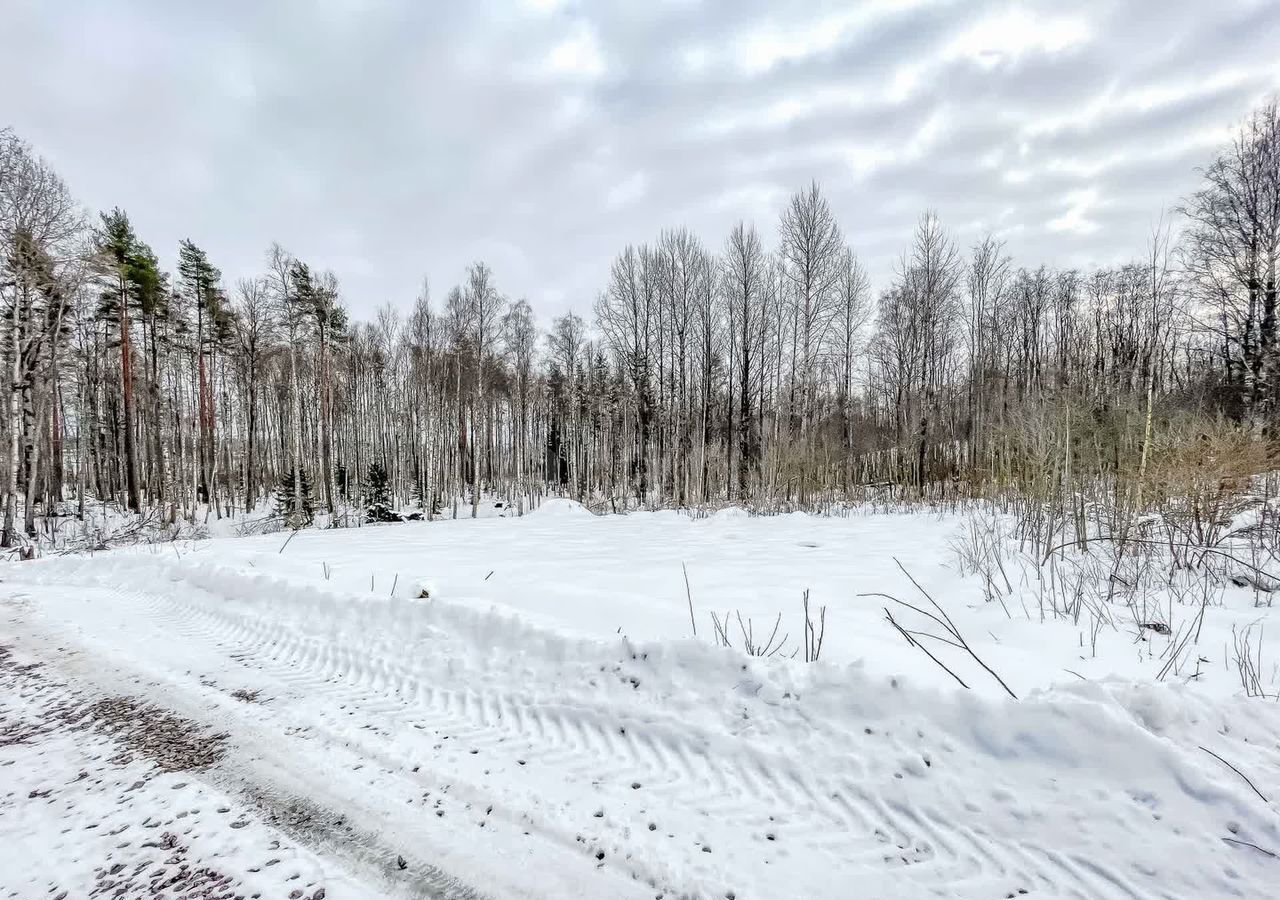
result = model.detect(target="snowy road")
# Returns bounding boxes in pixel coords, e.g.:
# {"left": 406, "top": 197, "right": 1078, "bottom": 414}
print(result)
{"left": 4, "top": 512, "right": 1280, "bottom": 898}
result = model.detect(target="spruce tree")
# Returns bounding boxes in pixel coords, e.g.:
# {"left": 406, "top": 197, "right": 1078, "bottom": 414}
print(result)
{"left": 275, "top": 467, "right": 314, "bottom": 527}
{"left": 365, "top": 461, "right": 398, "bottom": 522}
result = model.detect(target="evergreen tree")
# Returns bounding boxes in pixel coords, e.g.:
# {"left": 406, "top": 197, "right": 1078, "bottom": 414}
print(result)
{"left": 275, "top": 466, "right": 314, "bottom": 527}
{"left": 178, "top": 239, "right": 228, "bottom": 505}
{"left": 94, "top": 208, "right": 159, "bottom": 513}
{"left": 365, "top": 461, "right": 399, "bottom": 522}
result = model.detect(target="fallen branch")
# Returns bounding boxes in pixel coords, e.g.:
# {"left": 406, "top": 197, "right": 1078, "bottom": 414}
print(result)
{"left": 1199, "top": 746, "right": 1269, "bottom": 803}
{"left": 1222, "top": 837, "right": 1278, "bottom": 858}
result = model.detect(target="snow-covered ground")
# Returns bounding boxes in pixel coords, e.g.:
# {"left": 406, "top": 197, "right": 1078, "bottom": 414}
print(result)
{"left": 3, "top": 503, "right": 1279, "bottom": 898}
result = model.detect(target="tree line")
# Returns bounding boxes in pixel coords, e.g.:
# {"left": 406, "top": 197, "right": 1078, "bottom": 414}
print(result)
{"left": 2, "top": 100, "right": 1278, "bottom": 544}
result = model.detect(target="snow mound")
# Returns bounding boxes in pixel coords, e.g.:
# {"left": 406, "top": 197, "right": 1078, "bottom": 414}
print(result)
{"left": 708, "top": 506, "right": 751, "bottom": 522}
{"left": 528, "top": 498, "right": 593, "bottom": 519}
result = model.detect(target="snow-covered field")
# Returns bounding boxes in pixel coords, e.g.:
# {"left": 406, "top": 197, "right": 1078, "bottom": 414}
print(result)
{"left": 3, "top": 503, "right": 1279, "bottom": 899}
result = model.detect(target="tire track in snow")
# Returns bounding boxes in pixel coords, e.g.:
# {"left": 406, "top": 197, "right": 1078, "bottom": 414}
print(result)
{"left": 164, "top": 571, "right": 1152, "bottom": 899}
{"left": 21, "top": 565, "right": 1158, "bottom": 900}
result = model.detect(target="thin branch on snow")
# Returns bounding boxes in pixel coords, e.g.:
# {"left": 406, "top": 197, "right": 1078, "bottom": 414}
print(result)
{"left": 863, "top": 558, "right": 1019, "bottom": 700}
{"left": 1222, "top": 837, "right": 1278, "bottom": 859}
{"left": 883, "top": 607, "right": 970, "bottom": 691}
{"left": 1199, "top": 746, "right": 1269, "bottom": 803}
{"left": 682, "top": 562, "right": 697, "bottom": 638}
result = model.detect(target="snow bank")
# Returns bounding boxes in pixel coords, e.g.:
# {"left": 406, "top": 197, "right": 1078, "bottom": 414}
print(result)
{"left": 526, "top": 498, "right": 594, "bottom": 519}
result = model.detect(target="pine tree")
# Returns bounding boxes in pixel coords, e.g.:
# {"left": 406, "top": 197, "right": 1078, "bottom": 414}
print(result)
{"left": 178, "top": 239, "right": 226, "bottom": 506}
{"left": 275, "top": 466, "right": 314, "bottom": 527}
{"left": 365, "top": 461, "right": 399, "bottom": 522}
{"left": 95, "top": 208, "right": 159, "bottom": 514}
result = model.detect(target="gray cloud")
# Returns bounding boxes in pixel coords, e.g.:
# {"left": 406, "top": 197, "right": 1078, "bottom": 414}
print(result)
{"left": 3, "top": 0, "right": 1277, "bottom": 321}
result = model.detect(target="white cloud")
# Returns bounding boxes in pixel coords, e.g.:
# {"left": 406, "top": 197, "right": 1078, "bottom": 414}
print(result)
{"left": 521, "top": 0, "right": 567, "bottom": 13}
{"left": 1048, "top": 187, "right": 1102, "bottom": 235}
{"left": 731, "top": 1, "right": 934, "bottom": 74}
{"left": 946, "top": 8, "right": 1091, "bottom": 67}
{"left": 606, "top": 171, "right": 648, "bottom": 208}
{"left": 544, "top": 23, "right": 606, "bottom": 79}
{"left": 681, "top": 45, "right": 710, "bottom": 75}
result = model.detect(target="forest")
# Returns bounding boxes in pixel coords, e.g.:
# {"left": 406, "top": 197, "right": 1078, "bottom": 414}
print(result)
{"left": 1, "top": 99, "right": 1278, "bottom": 548}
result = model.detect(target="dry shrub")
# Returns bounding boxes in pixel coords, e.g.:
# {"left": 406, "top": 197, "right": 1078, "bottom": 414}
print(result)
{"left": 1143, "top": 417, "right": 1268, "bottom": 552}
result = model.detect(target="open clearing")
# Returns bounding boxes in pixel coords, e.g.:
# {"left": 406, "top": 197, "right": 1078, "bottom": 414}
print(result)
{"left": 3, "top": 504, "right": 1280, "bottom": 899}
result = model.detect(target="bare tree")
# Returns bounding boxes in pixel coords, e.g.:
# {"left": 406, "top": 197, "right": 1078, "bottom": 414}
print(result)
{"left": 1, "top": 132, "right": 84, "bottom": 545}
{"left": 597, "top": 245, "right": 655, "bottom": 501}
{"left": 232, "top": 277, "right": 273, "bottom": 511}
{"left": 465, "top": 261, "right": 503, "bottom": 517}
{"left": 964, "top": 236, "right": 1010, "bottom": 454}
{"left": 832, "top": 247, "right": 871, "bottom": 485}
{"left": 722, "top": 222, "right": 766, "bottom": 497}
{"left": 1181, "top": 100, "right": 1280, "bottom": 426}
{"left": 873, "top": 212, "right": 962, "bottom": 485}
{"left": 503, "top": 297, "right": 537, "bottom": 491}
{"left": 779, "top": 181, "right": 844, "bottom": 438}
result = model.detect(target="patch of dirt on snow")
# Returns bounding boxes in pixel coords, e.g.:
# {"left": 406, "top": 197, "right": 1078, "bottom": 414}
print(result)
{"left": 238, "top": 784, "right": 488, "bottom": 899}
{"left": 1, "top": 640, "right": 335, "bottom": 900}
{"left": 1, "top": 643, "right": 227, "bottom": 771}
{"left": 0, "top": 644, "right": 51, "bottom": 746}
{"left": 72, "top": 695, "right": 228, "bottom": 771}
{"left": 2, "top": 637, "right": 470, "bottom": 900}
{"left": 88, "top": 830, "right": 240, "bottom": 899}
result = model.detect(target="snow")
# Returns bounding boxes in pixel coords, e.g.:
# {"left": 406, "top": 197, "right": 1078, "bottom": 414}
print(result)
{"left": 3, "top": 508, "right": 1280, "bottom": 898}
{"left": 1, "top": 641, "right": 376, "bottom": 900}
{"left": 525, "top": 497, "right": 595, "bottom": 519}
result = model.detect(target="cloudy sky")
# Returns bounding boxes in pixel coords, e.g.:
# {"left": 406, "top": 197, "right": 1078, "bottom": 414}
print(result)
{"left": 3, "top": 0, "right": 1279, "bottom": 321}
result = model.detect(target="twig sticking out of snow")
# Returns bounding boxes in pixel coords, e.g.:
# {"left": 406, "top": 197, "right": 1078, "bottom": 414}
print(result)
{"left": 864, "top": 558, "right": 1018, "bottom": 699}
{"left": 1199, "top": 746, "right": 1269, "bottom": 803}
{"left": 802, "top": 590, "right": 826, "bottom": 663}
{"left": 709, "top": 610, "right": 732, "bottom": 648}
{"left": 1231, "top": 621, "right": 1275, "bottom": 699}
{"left": 882, "top": 607, "right": 970, "bottom": 691}
{"left": 707, "top": 609, "right": 791, "bottom": 657}
{"left": 1155, "top": 604, "right": 1207, "bottom": 682}
{"left": 682, "top": 563, "right": 697, "bottom": 638}
{"left": 735, "top": 610, "right": 790, "bottom": 658}
{"left": 698, "top": 586, "right": 822, "bottom": 662}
